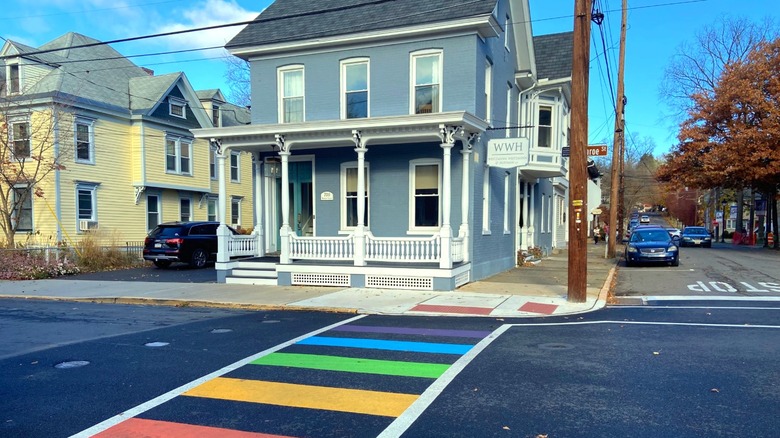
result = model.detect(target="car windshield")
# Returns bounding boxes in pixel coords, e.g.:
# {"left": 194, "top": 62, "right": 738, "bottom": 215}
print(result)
{"left": 149, "top": 226, "right": 184, "bottom": 238}
{"left": 684, "top": 227, "right": 707, "bottom": 235}
{"left": 631, "top": 230, "right": 671, "bottom": 243}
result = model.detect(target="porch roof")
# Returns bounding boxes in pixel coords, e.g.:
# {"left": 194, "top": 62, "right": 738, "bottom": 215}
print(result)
{"left": 191, "top": 111, "right": 488, "bottom": 152}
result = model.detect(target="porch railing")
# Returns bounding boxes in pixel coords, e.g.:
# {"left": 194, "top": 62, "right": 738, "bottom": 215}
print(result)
{"left": 365, "top": 232, "right": 440, "bottom": 263}
{"left": 289, "top": 234, "right": 354, "bottom": 260}
{"left": 227, "top": 233, "right": 260, "bottom": 257}
{"left": 451, "top": 236, "right": 465, "bottom": 263}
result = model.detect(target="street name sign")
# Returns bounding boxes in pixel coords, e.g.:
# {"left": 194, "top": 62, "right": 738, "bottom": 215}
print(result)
{"left": 587, "top": 144, "right": 608, "bottom": 156}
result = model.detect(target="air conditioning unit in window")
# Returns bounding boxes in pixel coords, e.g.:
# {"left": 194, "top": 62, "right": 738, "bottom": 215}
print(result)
{"left": 79, "top": 219, "right": 99, "bottom": 231}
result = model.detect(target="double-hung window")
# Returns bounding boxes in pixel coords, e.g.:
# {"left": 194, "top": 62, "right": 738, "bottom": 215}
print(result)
{"left": 169, "top": 97, "right": 186, "bottom": 118}
{"left": 165, "top": 136, "right": 192, "bottom": 175}
{"left": 341, "top": 163, "right": 369, "bottom": 229}
{"left": 279, "top": 66, "right": 304, "bottom": 123}
{"left": 341, "top": 59, "right": 369, "bottom": 119}
{"left": 12, "top": 186, "right": 32, "bottom": 232}
{"left": 180, "top": 198, "right": 192, "bottom": 222}
{"left": 411, "top": 50, "right": 442, "bottom": 114}
{"left": 212, "top": 105, "right": 220, "bottom": 127}
{"left": 409, "top": 160, "right": 440, "bottom": 230}
{"left": 77, "top": 185, "right": 97, "bottom": 221}
{"left": 231, "top": 197, "right": 242, "bottom": 226}
{"left": 209, "top": 145, "right": 217, "bottom": 180}
{"left": 207, "top": 197, "right": 218, "bottom": 222}
{"left": 537, "top": 106, "right": 552, "bottom": 147}
{"left": 75, "top": 118, "right": 95, "bottom": 163}
{"left": 230, "top": 151, "right": 240, "bottom": 182}
{"left": 9, "top": 63, "right": 20, "bottom": 94}
{"left": 11, "top": 121, "right": 30, "bottom": 158}
{"left": 147, "top": 194, "right": 160, "bottom": 231}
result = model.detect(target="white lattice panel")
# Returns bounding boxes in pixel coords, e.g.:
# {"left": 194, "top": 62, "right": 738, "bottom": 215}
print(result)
{"left": 454, "top": 271, "right": 470, "bottom": 287}
{"left": 292, "top": 273, "right": 350, "bottom": 287}
{"left": 366, "top": 275, "right": 433, "bottom": 290}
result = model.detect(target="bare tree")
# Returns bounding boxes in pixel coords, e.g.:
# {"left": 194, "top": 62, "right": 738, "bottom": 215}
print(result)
{"left": 223, "top": 52, "right": 251, "bottom": 108}
{"left": 660, "top": 15, "right": 778, "bottom": 119}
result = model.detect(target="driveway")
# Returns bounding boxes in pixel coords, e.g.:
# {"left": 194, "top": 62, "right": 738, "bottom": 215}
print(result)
{"left": 61, "top": 262, "right": 218, "bottom": 283}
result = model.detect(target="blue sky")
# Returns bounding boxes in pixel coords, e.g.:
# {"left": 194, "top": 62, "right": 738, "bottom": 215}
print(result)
{"left": 1, "top": 0, "right": 775, "bottom": 155}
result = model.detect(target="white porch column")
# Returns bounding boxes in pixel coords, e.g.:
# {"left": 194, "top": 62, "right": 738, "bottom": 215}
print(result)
{"left": 439, "top": 125, "right": 456, "bottom": 269}
{"left": 277, "top": 135, "right": 293, "bottom": 264}
{"left": 253, "top": 153, "right": 265, "bottom": 257}
{"left": 459, "top": 138, "right": 473, "bottom": 263}
{"left": 216, "top": 145, "right": 229, "bottom": 263}
{"left": 520, "top": 178, "right": 528, "bottom": 251}
{"left": 527, "top": 181, "right": 536, "bottom": 248}
{"left": 353, "top": 131, "right": 367, "bottom": 266}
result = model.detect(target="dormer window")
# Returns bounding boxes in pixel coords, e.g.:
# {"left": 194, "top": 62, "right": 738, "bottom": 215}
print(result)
{"left": 212, "top": 105, "right": 220, "bottom": 127}
{"left": 169, "top": 97, "right": 186, "bottom": 119}
{"left": 8, "top": 63, "right": 20, "bottom": 94}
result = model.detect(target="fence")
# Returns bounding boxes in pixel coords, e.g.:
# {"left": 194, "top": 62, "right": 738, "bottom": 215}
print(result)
{"left": 0, "top": 242, "right": 146, "bottom": 261}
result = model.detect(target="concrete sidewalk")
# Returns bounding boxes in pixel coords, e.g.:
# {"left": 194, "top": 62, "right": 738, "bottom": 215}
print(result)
{"left": 0, "top": 242, "right": 618, "bottom": 318}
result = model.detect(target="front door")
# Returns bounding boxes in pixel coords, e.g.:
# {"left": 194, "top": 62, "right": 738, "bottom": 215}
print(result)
{"left": 276, "top": 161, "right": 313, "bottom": 249}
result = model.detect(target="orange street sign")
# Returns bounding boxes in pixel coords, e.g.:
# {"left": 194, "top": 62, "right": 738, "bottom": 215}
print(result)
{"left": 587, "top": 144, "right": 608, "bottom": 156}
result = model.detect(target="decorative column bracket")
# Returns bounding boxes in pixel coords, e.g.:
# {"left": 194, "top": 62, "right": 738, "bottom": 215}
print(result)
{"left": 134, "top": 186, "right": 146, "bottom": 205}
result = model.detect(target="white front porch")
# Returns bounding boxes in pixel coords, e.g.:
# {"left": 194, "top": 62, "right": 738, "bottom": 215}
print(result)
{"left": 193, "top": 112, "right": 487, "bottom": 291}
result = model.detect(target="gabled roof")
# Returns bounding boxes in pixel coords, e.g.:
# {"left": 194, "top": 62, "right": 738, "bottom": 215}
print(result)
{"left": 129, "top": 73, "right": 180, "bottom": 113}
{"left": 227, "top": 0, "right": 498, "bottom": 49}
{"left": 533, "top": 31, "right": 573, "bottom": 81}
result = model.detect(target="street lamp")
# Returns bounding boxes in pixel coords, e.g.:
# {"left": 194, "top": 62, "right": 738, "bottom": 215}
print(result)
{"left": 721, "top": 201, "right": 727, "bottom": 242}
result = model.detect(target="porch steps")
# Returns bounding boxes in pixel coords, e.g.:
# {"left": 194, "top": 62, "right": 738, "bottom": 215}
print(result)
{"left": 225, "top": 260, "right": 278, "bottom": 286}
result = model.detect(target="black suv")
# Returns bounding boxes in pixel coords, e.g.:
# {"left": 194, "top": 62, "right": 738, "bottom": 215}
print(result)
{"left": 143, "top": 221, "right": 238, "bottom": 268}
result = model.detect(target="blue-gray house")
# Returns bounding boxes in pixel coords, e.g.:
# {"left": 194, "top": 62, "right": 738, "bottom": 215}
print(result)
{"left": 193, "top": 0, "right": 572, "bottom": 291}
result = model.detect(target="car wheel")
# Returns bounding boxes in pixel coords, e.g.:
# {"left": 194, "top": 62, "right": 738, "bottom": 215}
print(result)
{"left": 153, "top": 260, "right": 172, "bottom": 268}
{"left": 705, "top": 243, "right": 712, "bottom": 248}
{"left": 671, "top": 257, "right": 679, "bottom": 267}
{"left": 189, "top": 249, "right": 208, "bottom": 268}
{"left": 625, "top": 259, "right": 633, "bottom": 267}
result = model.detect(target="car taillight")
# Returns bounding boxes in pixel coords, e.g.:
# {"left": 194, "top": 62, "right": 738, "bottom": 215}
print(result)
{"left": 165, "top": 238, "right": 184, "bottom": 245}
{"left": 144, "top": 237, "right": 152, "bottom": 245}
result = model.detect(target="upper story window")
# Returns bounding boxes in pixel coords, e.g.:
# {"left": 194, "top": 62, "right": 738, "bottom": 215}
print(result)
{"left": 8, "top": 63, "right": 20, "bottom": 94}
{"left": 209, "top": 144, "right": 217, "bottom": 180}
{"left": 537, "top": 105, "right": 552, "bottom": 147}
{"left": 168, "top": 97, "right": 187, "bottom": 119}
{"left": 341, "top": 59, "right": 369, "bottom": 119}
{"left": 212, "top": 105, "right": 221, "bottom": 127}
{"left": 165, "top": 135, "right": 192, "bottom": 175}
{"left": 409, "top": 159, "right": 441, "bottom": 231}
{"left": 75, "top": 117, "right": 95, "bottom": 164}
{"left": 411, "top": 50, "right": 442, "bottom": 114}
{"left": 10, "top": 120, "right": 30, "bottom": 159}
{"left": 279, "top": 65, "right": 304, "bottom": 123}
{"left": 504, "top": 15, "right": 512, "bottom": 53}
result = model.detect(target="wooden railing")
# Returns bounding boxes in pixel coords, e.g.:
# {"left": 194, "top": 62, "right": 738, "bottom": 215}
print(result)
{"left": 289, "top": 234, "right": 354, "bottom": 260}
{"left": 365, "top": 232, "right": 440, "bottom": 263}
{"left": 227, "top": 233, "right": 260, "bottom": 257}
{"left": 451, "top": 236, "right": 465, "bottom": 263}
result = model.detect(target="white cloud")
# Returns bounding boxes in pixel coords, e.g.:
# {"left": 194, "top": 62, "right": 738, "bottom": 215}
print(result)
{"left": 153, "top": 0, "right": 260, "bottom": 51}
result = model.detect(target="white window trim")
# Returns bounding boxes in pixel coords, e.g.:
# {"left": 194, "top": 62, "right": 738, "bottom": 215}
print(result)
{"left": 503, "top": 172, "right": 510, "bottom": 234}
{"left": 76, "top": 183, "right": 98, "bottom": 224}
{"left": 231, "top": 196, "right": 243, "bottom": 227}
{"left": 230, "top": 151, "right": 241, "bottom": 183}
{"left": 180, "top": 197, "right": 192, "bottom": 222}
{"left": 340, "top": 58, "right": 370, "bottom": 119}
{"left": 537, "top": 105, "right": 553, "bottom": 148}
{"left": 408, "top": 158, "right": 442, "bottom": 234}
{"left": 168, "top": 97, "right": 187, "bottom": 119}
{"left": 506, "top": 85, "right": 513, "bottom": 138}
{"left": 7, "top": 61, "right": 21, "bottom": 95}
{"left": 212, "top": 104, "right": 221, "bottom": 127}
{"left": 409, "top": 49, "right": 443, "bottom": 115}
{"left": 482, "top": 165, "right": 491, "bottom": 235}
{"left": 74, "top": 117, "right": 95, "bottom": 164}
{"left": 209, "top": 144, "right": 217, "bottom": 180}
{"left": 207, "top": 196, "right": 218, "bottom": 222}
{"left": 277, "top": 65, "right": 305, "bottom": 123}
{"left": 504, "top": 15, "right": 512, "bottom": 53}
{"left": 165, "top": 135, "right": 193, "bottom": 175}
{"left": 340, "top": 161, "right": 370, "bottom": 232}
{"left": 11, "top": 184, "right": 33, "bottom": 232}
{"left": 146, "top": 193, "right": 161, "bottom": 231}
{"left": 9, "top": 117, "right": 31, "bottom": 160}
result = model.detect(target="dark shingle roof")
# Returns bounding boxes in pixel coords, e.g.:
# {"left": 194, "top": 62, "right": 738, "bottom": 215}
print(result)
{"left": 533, "top": 32, "right": 573, "bottom": 80}
{"left": 227, "top": 0, "right": 497, "bottom": 49}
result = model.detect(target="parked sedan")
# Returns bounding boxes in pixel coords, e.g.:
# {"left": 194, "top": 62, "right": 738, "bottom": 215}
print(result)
{"left": 680, "top": 226, "right": 712, "bottom": 247}
{"left": 625, "top": 226, "right": 680, "bottom": 267}
{"left": 665, "top": 227, "right": 681, "bottom": 239}
{"left": 143, "top": 221, "right": 239, "bottom": 268}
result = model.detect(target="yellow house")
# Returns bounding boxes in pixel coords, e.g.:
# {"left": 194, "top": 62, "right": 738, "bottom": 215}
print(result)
{"left": 0, "top": 33, "right": 253, "bottom": 247}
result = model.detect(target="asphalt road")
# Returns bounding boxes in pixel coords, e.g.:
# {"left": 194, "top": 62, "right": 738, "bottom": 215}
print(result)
{"left": 2, "top": 299, "right": 778, "bottom": 437}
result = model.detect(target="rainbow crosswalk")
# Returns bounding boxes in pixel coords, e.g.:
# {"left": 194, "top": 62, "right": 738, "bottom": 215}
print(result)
{"left": 91, "top": 322, "right": 492, "bottom": 437}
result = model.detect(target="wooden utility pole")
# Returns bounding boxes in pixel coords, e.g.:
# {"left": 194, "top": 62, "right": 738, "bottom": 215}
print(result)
{"left": 568, "top": 0, "right": 591, "bottom": 302}
{"left": 608, "top": 0, "right": 627, "bottom": 259}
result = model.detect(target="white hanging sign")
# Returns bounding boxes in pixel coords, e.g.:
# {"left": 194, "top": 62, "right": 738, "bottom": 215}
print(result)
{"left": 487, "top": 138, "right": 528, "bottom": 168}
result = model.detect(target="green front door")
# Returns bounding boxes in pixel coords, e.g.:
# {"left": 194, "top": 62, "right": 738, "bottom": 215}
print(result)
{"left": 276, "top": 161, "right": 313, "bottom": 248}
